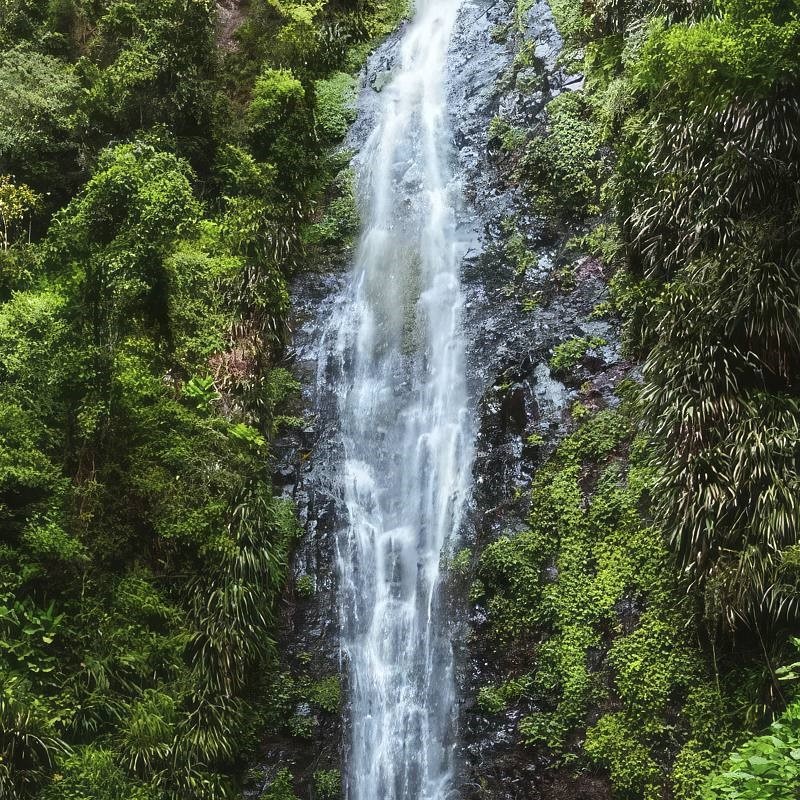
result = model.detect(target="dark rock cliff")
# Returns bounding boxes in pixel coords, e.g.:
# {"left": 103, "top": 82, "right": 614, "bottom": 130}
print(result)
{"left": 256, "top": 1, "right": 624, "bottom": 797}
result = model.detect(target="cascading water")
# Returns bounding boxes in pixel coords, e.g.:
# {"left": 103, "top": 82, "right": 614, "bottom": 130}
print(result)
{"left": 318, "top": 1, "right": 472, "bottom": 798}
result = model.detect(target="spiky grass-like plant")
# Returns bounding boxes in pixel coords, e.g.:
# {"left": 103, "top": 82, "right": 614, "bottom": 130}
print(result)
{"left": 186, "top": 486, "right": 287, "bottom": 698}
{"left": 641, "top": 250, "right": 800, "bottom": 636}
{"left": 622, "top": 88, "right": 800, "bottom": 281}
{"left": 0, "top": 675, "right": 69, "bottom": 798}
{"left": 618, "top": 66, "right": 800, "bottom": 656}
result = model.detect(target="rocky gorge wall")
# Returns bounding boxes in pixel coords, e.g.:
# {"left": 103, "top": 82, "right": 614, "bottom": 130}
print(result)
{"left": 252, "top": 1, "right": 714, "bottom": 798}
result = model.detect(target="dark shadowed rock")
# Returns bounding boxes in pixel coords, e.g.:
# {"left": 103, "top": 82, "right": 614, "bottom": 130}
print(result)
{"left": 259, "top": 1, "right": 626, "bottom": 798}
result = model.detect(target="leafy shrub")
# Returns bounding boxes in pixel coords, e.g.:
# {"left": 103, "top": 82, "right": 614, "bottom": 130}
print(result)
{"left": 40, "top": 746, "right": 156, "bottom": 800}
{"left": 303, "top": 167, "right": 360, "bottom": 250}
{"left": 249, "top": 68, "right": 306, "bottom": 134}
{"left": 313, "top": 769, "right": 341, "bottom": 799}
{"left": 450, "top": 547, "right": 472, "bottom": 576}
{"left": 0, "top": 597, "right": 63, "bottom": 677}
{"left": 549, "top": 336, "right": 606, "bottom": 374}
{"left": 477, "top": 676, "right": 532, "bottom": 714}
{"left": 0, "top": 674, "right": 68, "bottom": 797}
{"left": 701, "top": 700, "right": 800, "bottom": 800}
{"left": 296, "top": 574, "right": 315, "bottom": 597}
{"left": 308, "top": 676, "right": 341, "bottom": 713}
{"left": 518, "top": 92, "right": 603, "bottom": 216}
{"left": 314, "top": 72, "right": 357, "bottom": 142}
{"left": 488, "top": 115, "right": 528, "bottom": 153}
{"left": 21, "top": 519, "right": 86, "bottom": 566}
{"left": 288, "top": 714, "right": 314, "bottom": 739}
{"left": 261, "top": 768, "right": 299, "bottom": 800}
{"left": 0, "top": 46, "right": 82, "bottom": 192}
{"left": 634, "top": 3, "right": 800, "bottom": 107}
{"left": 584, "top": 713, "right": 662, "bottom": 800}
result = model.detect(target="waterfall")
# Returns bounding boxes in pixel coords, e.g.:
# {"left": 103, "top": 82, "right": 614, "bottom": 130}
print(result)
{"left": 318, "top": 0, "right": 472, "bottom": 798}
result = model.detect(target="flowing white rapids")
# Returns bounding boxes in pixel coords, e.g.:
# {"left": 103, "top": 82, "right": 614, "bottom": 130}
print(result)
{"left": 319, "top": 1, "right": 472, "bottom": 798}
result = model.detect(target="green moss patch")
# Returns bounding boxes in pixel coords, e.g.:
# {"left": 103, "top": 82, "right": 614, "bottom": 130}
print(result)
{"left": 476, "top": 401, "right": 732, "bottom": 797}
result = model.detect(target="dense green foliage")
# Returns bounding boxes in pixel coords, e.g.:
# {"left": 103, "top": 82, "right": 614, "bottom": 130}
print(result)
{"left": 701, "top": 692, "right": 800, "bottom": 800}
{"left": 4, "top": 0, "right": 799, "bottom": 796}
{"left": 0, "top": 0, "right": 405, "bottom": 796}
{"left": 624, "top": 6, "right": 800, "bottom": 645}
{"left": 475, "top": 0, "right": 800, "bottom": 796}
{"left": 477, "top": 398, "right": 733, "bottom": 799}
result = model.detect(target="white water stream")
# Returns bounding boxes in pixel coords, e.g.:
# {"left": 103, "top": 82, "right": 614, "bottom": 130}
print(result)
{"left": 320, "top": 1, "right": 472, "bottom": 797}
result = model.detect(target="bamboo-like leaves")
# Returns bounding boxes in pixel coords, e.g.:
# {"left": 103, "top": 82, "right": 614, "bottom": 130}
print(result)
{"left": 0, "top": 675, "right": 70, "bottom": 798}
{"left": 624, "top": 88, "right": 800, "bottom": 281}
{"left": 626, "top": 67, "right": 800, "bottom": 644}
{"left": 642, "top": 263, "right": 800, "bottom": 635}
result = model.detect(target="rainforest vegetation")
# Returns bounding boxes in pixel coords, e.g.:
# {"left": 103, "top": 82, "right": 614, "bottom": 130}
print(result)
{"left": 1, "top": 0, "right": 799, "bottom": 798}
{"left": 476, "top": 0, "right": 800, "bottom": 797}
{"left": 0, "top": 0, "right": 399, "bottom": 796}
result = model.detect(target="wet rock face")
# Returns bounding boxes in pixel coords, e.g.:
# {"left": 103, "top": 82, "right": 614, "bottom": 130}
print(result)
{"left": 447, "top": 1, "right": 625, "bottom": 799}
{"left": 265, "top": 0, "right": 625, "bottom": 797}
{"left": 250, "top": 273, "right": 348, "bottom": 797}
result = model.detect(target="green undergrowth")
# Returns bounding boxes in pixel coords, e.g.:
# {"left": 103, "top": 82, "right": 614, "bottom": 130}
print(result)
{"left": 258, "top": 766, "right": 340, "bottom": 800}
{"left": 265, "top": 671, "right": 341, "bottom": 741}
{"left": 313, "top": 769, "right": 342, "bottom": 800}
{"left": 476, "top": 395, "right": 733, "bottom": 799}
{"left": 549, "top": 335, "right": 607, "bottom": 374}
{"left": 0, "top": 0, "right": 409, "bottom": 795}
{"left": 488, "top": 93, "right": 605, "bottom": 230}
{"left": 478, "top": 0, "right": 800, "bottom": 794}
{"left": 302, "top": 164, "right": 360, "bottom": 258}
{"left": 701, "top": 695, "right": 800, "bottom": 800}
{"left": 517, "top": 91, "right": 605, "bottom": 219}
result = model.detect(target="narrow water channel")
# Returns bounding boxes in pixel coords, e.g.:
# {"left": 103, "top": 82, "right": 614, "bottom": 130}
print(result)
{"left": 319, "top": 1, "right": 473, "bottom": 797}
